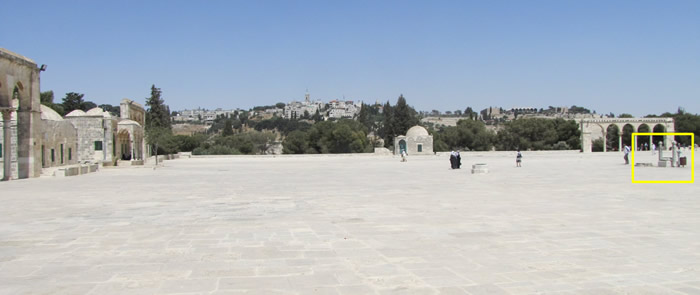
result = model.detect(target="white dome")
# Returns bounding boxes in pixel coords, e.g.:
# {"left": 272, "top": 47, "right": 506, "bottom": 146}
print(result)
{"left": 65, "top": 109, "right": 87, "bottom": 117}
{"left": 86, "top": 107, "right": 105, "bottom": 116}
{"left": 40, "top": 105, "right": 64, "bottom": 121}
{"left": 406, "top": 125, "right": 429, "bottom": 137}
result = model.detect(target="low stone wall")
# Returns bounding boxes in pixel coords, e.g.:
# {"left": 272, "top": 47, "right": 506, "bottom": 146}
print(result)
{"left": 54, "top": 163, "right": 99, "bottom": 177}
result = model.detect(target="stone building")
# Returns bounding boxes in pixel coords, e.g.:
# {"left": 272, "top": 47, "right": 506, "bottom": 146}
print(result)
{"left": 394, "top": 125, "right": 434, "bottom": 155}
{"left": 40, "top": 105, "right": 79, "bottom": 168}
{"left": 63, "top": 108, "right": 116, "bottom": 163}
{"left": 1, "top": 47, "right": 147, "bottom": 180}
{"left": 63, "top": 99, "right": 146, "bottom": 164}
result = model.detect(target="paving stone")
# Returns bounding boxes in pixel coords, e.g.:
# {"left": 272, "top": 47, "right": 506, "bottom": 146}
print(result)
{"left": 0, "top": 153, "right": 698, "bottom": 294}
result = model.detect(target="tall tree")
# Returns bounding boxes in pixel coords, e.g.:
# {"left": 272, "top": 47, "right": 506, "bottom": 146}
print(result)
{"left": 391, "top": 94, "right": 419, "bottom": 137}
{"left": 381, "top": 101, "right": 394, "bottom": 147}
{"left": 62, "top": 92, "right": 85, "bottom": 114}
{"left": 145, "top": 85, "right": 172, "bottom": 164}
{"left": 222, "top": 119, "right": 234, "bottom": 136}
{"left": 145, "top": 85, "right": 172, "bottom": 130}
{"left": 357, "top": 103, "right": 372, "bottom": 130}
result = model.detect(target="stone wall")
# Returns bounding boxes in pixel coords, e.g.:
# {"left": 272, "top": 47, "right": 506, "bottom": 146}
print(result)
{"left": 41, "top": 120, "right": 79, "bottom": 168}
{"left": 66, "top": 116, "right": 114, "bottom": 163}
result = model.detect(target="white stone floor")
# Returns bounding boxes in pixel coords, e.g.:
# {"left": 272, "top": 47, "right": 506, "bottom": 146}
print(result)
{"left": 0, "top": 151, "right": 699, "bottom": 295}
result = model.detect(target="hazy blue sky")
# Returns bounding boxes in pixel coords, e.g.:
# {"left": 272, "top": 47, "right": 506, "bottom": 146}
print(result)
{"left": 2, "top": 0, "right": 699, "bottom": 116}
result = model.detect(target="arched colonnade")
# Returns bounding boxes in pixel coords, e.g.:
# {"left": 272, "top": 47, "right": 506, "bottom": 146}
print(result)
{"left": 580, "top": 118, "right": 675, "bottom": 153}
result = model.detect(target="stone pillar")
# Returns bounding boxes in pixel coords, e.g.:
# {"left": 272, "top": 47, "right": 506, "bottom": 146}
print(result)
{"left": 130, "top": 136, "right": 135, "bottom": 161}
{"left": 1, "top": 108, "right": 14, "bottom": 181}
{"left": 618, "top": 135, "right": 622, "bottom": 152}
{"left": 581, "top": 131, "right": 592, "bottom": 153}
{"left": 603, "top": 130, "right": 607, "bottom": 152}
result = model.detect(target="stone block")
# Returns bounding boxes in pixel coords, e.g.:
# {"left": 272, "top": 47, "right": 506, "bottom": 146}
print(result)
{"left": 472, "top": 163, "right": 489, "bottom": 174}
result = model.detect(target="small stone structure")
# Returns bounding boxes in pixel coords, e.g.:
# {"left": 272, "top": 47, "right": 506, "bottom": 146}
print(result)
{"left": 471, "top": 163, "right": 489, "bottom": 174}
{"left": 394, "top": 126, "right": 433, "bottom": 155}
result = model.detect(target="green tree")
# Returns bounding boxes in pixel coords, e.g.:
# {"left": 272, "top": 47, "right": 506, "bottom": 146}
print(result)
{"left": 222, "top": 119, "right": 234, "bottom": 136}
{"left": 40, "top": 90, "right": 54, "bottom": 104}
{"left": 145, "top": 85, "right": 173, "bottom": 163}
{"left": 381, "top": 101, "right": 394, "bottom": 147}
{"left": 494, "top": 118, "right": 579, "bottom": 151}
{"left": 391, "top": 94, "right": 419, "bottom": 139}
{"left": 618, "top": 113, "right": 634, "bottom": 118}
{"left": 357, "top": 103, "right": 372, "bottom": 131}
{"left": 282, "top": 130, "right": 309, "bottom": 154}
{"left": 40, "top": 90, "right": 65, "bottom": 115}
{"left": 312, "top": 109, "right": 322, "bottom": 122}
{"left": 434, "top": 119, "right": 494, "bottom": 151}
{"left": 61, "top": 92, "right": 85, "bottom": 114}
{"left": 98, "top": 104, "right": 120, "bottom": 116}
{"left": 145, "top": 85, "right": 172, "bottom": 130}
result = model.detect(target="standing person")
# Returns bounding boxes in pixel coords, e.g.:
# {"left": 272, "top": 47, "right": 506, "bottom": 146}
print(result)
{"left": 644, "top": 142, "right": 648, "bottom": 151}
{"left": 652, "top": 143, "right": 656, "bottom": 155}
{"left": 516, "top": 150, "right": 522, "bottom": 167}
{"left": 449, "top": 151, "right": 456, "bottom": 169}
{"left": 401, "top": 149, "right": 407, "bottom": 162}
{"left": 456, "top": 151, "right": 462, "bottom": 169}
{"left": 623, "top": 145, "right": 631, "bottom": 164}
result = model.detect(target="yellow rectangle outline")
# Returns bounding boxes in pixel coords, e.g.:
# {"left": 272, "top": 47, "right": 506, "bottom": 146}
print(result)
{"left": 631, "top": 132, "right": 694, "bottom": 183}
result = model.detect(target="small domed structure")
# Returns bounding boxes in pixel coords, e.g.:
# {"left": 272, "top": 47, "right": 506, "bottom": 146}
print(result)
{"left": 394, "top": 125, "right": 433, "bottom": 155}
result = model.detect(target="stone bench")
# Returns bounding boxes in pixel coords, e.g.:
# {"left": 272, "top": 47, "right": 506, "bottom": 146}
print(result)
{"left": 54, "top": 163, "right": 99, "bottom": 177}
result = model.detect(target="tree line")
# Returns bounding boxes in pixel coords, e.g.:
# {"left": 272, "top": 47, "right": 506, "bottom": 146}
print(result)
{"left": 40, "top": 91, "right": 120, "bottom": 116}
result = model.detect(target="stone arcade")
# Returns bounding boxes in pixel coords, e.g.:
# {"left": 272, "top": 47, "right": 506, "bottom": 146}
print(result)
{"left": 580, "top": 117, "right": 675, "bottom": 153}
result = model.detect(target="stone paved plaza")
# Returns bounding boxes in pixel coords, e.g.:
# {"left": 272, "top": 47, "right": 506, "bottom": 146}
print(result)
{"left": 1, "top": 151, "right": 699, "bottom": 295}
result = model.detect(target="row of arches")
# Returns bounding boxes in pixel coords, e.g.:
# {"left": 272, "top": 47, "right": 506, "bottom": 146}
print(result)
{"left": 603, "top": 123, "right": 667, "bottom": 152}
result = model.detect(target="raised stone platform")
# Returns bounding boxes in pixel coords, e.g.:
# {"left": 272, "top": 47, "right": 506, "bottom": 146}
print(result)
{"left": 1, "top": 152, "right": 698, "bottom": 294}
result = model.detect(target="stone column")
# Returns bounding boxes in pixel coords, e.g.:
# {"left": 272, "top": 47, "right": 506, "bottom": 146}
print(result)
{"left": 618, "top": 135, "right": 622, "bottom": 152}
{"left": 1, "top": 108, "right": 14, "bottom": 181}
{"left": 603, "top": 130, "right": 607, "bottom": 152}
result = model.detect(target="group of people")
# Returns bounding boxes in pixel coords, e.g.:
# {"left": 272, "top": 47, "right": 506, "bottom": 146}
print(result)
{"left": 449, "top": 151, "right": 461, "bottom": 169}
{"left": 447, "top": 150, "right": 522, "bottom": 169}
{"left": 623, "top": 141, "right": 688, "bottom": 167}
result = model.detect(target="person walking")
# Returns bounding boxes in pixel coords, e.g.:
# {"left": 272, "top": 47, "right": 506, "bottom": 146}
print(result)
{"left": 623, "top": 145, "right": 631, "bottom": 165}
{"left": 401, "top": 149, "right": 407, "bottom": 162}
{"left": 516, "top": 150, "right": 522, "bottom": 167}
{"left": 652, "top": 143, "right": 656, "bottom": 155}
{"left": 455, "top": 151, "right": 462, "bottom": 169}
